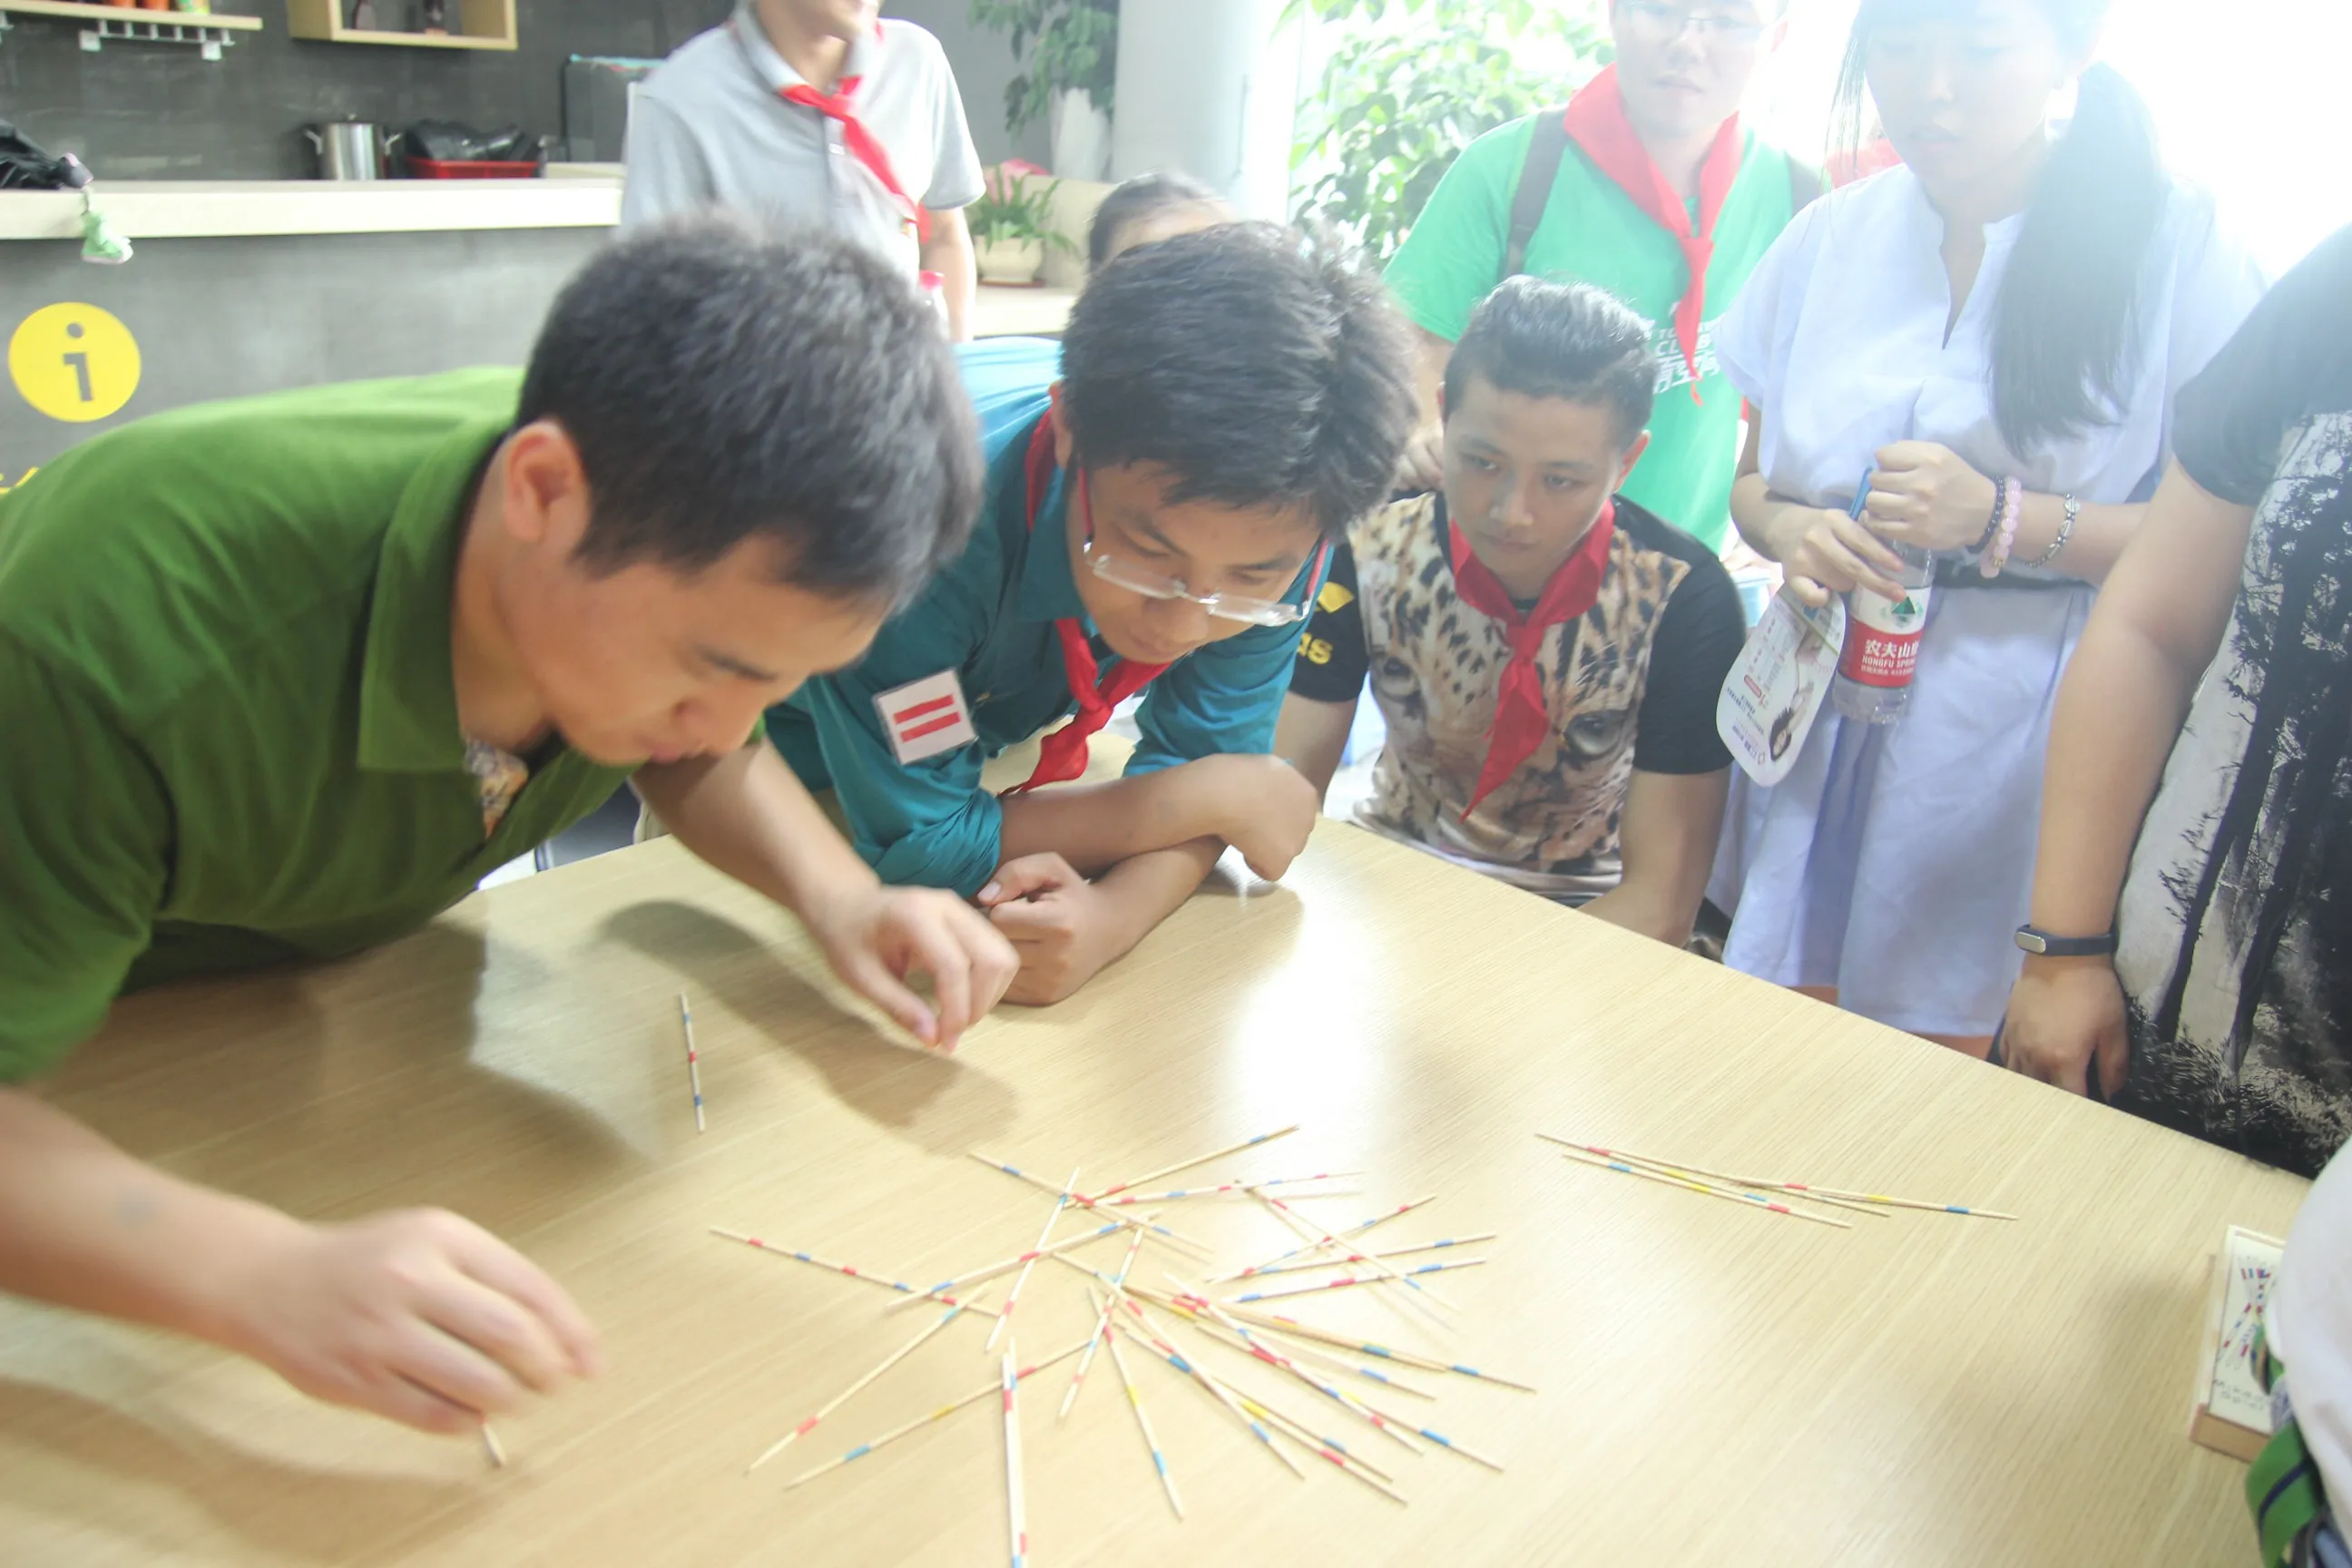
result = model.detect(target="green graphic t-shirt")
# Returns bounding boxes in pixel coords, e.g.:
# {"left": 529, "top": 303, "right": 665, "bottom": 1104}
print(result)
{"left": 1385, "top": 113, "right": 1806, "bottom": 553}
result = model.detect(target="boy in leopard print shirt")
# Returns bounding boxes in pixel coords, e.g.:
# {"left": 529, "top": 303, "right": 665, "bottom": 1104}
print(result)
{"left": 1278, "top": 277, "right": 1745, "bottom": 945}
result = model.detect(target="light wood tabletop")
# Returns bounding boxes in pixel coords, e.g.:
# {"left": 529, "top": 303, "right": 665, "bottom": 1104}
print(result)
{"left": 0, "top": 821, "right": 2306, "bottom": 1566}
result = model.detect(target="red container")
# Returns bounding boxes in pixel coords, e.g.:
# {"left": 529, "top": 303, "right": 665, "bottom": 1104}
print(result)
{"left": 405, "top": 156, "right": 543, "bottom": 180}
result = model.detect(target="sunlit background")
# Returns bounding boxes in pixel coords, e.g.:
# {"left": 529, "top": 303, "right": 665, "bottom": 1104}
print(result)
{"left": 1749, "top": 0, "right": 2352, "bottom": 275}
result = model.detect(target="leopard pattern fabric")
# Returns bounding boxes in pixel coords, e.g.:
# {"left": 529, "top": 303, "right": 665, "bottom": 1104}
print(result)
{"left": 1352, "top": 493, "right": 1691, "bottom": 899}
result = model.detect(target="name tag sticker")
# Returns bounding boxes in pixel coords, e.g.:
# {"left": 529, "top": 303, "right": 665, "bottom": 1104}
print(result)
{"left": 875, "top": 670, "right": 978, "bottom": 766}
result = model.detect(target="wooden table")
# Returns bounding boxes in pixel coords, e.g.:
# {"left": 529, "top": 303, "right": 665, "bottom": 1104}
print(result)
{"left": 0, "top": 824, "right": 2306, "bottom": 1565}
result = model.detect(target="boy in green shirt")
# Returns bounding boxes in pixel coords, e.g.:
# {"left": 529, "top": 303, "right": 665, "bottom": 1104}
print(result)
{"left": 1386, "top": 0, "right": 1804, "bottom": 551}
{"left": 0, "top": 218, "right": 1014, "bottom": 1441}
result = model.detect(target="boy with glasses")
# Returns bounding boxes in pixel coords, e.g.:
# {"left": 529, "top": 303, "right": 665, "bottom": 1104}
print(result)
{"left": 1387, "top": 0, "right": 1805, "bottom": 554}
{"left": 767, "top": 224, "right": 1417, "bottom": 1004}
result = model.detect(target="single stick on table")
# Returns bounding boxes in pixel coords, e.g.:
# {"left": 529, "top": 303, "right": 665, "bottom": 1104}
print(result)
{"left": 989, "top": 1166, "right": 1079, "bottom": 1354}
{"left": 1217, "top": 1194, "right": 1439, "bottom": 1283}
{"left": 479, "top": 1420, "right": 508, "bottom": 1469}
{"left": 708, "top": 1229, "right": 1003, "bottom": 1318}
{"left": 1002, "top": 1347, "right": 1029, "bottom": 1568}
{"left": 747, "top": 1294, "right": 985, "bottom": 1473}
{"left": 1540, "top": 1138, "right": 1853, "bottom": 1230}
{"left": 1111, "top": 1311, "right": 1306, "bottom": 1480}
{"left": 1245, "top": 1233, "right": 1499, "bottom": 1278}
{"left": 1093, "top": 1125, "right": 1300, "bottom": 1200}
{"left": 678, "top": 990, "right": 706, "bottom": 1133}
{"left": 1058, "top": 1225, "right": 1148, "bottom": 1421}
{"left": 1097, "top": 1289, "right": 1184, "bottom": 1519}
{"left": 884, "top": 1216, "right": 1161, "bottom": 1315}
{"left": 1099, "top": 1171, "right": 1363, "bottom": 1207}
{"left": 967, "top": 1153, "right": 1215, "bottom": 1255}
{"left": 1225, "top": 1256, "right": 1488, "bottom": 1306}
{"left": 1220, "top": 1306, "right": 1536, "bottom": 1393}
{"left": 781, "top": 1339, "right": 1089, "bottom": 1493}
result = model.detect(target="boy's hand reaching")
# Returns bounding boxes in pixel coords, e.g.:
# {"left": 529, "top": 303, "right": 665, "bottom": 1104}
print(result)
{"left": 979, "top": 853, "right": 1123, "bottom": 1005}
{"left": 222, "top": 1209, "right": 602, "bottom": 1436}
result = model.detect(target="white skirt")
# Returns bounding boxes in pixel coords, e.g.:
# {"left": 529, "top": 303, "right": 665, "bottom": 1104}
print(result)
{"left": 1707, "top": 583, "right": 2096, "bottom": 1037}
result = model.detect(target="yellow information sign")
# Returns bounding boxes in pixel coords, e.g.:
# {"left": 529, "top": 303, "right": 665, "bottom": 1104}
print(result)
{"left": 9, "top": 303, "right": 142, "bottom": 423}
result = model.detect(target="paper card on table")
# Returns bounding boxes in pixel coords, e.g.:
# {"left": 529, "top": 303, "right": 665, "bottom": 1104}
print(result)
{"left": 1718, "top": 588, "right": 1845, "bottom": 787}
{"left": 874, "top": 669, "right": 979, "bottom": 766}
{"left": 2189, "top": 1223, "right": 2285, "bottom": 1462}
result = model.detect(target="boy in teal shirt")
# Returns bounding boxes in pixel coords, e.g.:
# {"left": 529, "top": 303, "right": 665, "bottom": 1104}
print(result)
{"left": 1386, "top": 0, "right": 1805, "bottom": 551}
{"left": 771, "top": 224, "right": 1417, "bottom": 1004}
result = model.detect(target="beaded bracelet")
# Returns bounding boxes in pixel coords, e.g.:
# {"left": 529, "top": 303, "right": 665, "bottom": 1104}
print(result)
{"left": 2028, "top": 493, "right": 2080, "bottom": 570}
{"left": 1981, "top": 476, "right": 2024, "bottom": 579}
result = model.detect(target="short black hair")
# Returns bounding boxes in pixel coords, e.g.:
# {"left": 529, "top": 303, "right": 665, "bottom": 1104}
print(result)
{"left": 1442, "top": 276, "right": 1657, "bottom": 449}
{"left": 1060, "top": 222, "right": 1416, "bottom": 538}
{"left": 1087, "top": 171, "right": 1224, "bottom": 271}
{"left": 520, "top": 214, "right": 981, "bottom": 605}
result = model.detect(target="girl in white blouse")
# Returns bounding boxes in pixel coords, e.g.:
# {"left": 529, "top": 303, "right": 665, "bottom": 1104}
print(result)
{"left": 1708, "top": 0, "right": 2264, "bottom": 1051}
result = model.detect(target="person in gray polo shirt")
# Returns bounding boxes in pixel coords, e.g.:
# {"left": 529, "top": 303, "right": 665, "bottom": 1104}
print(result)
{"left": 624, "top": 0, "right": 987, "bottom": 339}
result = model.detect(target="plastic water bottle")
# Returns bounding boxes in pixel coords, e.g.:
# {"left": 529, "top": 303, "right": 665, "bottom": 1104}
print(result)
{"left": 1830, "top": 541, "right": 1935, "bottom": 724}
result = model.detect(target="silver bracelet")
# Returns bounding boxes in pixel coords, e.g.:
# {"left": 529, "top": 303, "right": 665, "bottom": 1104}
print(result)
{"left": 2029, "top": 493, "right": 2080, "bottom": 570}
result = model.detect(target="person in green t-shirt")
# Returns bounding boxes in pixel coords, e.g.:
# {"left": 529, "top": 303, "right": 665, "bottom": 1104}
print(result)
{"left": 0, "top": 217, "right": 1017, "bottom": 1442}
{"left": 1386, "top": 0, "right": 1806, "bottom": 553}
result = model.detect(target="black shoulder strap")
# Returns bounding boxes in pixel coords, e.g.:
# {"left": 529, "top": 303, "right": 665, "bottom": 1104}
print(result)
{"left": 1503, "top": 110, "right": 1573, "bottom": 281}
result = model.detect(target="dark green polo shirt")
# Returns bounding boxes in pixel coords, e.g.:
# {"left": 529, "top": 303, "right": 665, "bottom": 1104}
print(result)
{"left": 0, "top": 370, "right": 637, "bottom": 1078}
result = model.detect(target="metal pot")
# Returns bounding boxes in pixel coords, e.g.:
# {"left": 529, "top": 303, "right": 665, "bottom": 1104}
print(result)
{"left": 304, "top": 122, "right": 395, "bottom": 181}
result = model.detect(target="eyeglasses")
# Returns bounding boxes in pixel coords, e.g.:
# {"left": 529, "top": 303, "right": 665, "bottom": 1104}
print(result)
{"left": 1076, "top": 469, "right": 1322, "bottom": 629}
{"left": 1618, "top": 0, "right": 1767, "bottom": 47}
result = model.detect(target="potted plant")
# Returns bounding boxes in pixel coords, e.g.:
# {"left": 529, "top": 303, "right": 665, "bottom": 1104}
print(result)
{"left": 969, "top": 0, "right": 1118, "bottom": 181}
{"left": 968, "top": 161, "right": 1074, "bottom": 286}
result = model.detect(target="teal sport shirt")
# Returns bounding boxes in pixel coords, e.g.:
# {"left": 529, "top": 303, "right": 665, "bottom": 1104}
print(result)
{"left": 769, "top": 338, "right": 1318, "bottom": 897}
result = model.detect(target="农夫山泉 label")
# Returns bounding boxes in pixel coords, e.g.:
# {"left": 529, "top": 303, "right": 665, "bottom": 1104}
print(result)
{"left": 1838, "top": 584, "right": 1930, "bottom": 688}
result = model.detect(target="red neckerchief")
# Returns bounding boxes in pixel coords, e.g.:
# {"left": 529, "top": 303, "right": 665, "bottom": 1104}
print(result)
{"left": 1001, "top": 417, "right": 1170, "bottom": 796}
{"left": 1563, "top": 64, "right": 1743, "bottom": 401}
{"left": 777, "top": 42, "right": 932, "bottom": 245}
{"left": 1446, "top": 497, "right": 1617, "bottom": 818}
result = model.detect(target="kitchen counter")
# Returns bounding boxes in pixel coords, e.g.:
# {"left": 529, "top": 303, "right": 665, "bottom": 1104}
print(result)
{"left": 0, "top": 177, "right": 624, "bottom": 241}
{"left": 2, "top": 176, "right": 1071, "bottom": 476}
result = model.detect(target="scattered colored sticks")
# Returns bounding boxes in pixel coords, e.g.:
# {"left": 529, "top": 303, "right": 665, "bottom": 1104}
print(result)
{"left": 1249, "top": 1187, "right": 1465, "bottom": 1309}
{"left": 884, "top": 1218, "right": 1160, "bottom": 1314}
{"left": 708, "top": 1229, "right": 1002, "bottom": 1318}
{"left": 1225, "top": 1256, "right": 1489, "bottom": 1305}
{"left": 678, "top": 991, "right": 705, "bottom": 1133}
{"left": 1001, "top": 1348, "right": 1028, "bottom": 1568}
{"left": 747, "top": 1295, "right": 984, "bottom": 1473}
{"left": 1220, "top": 1306, "right": 1535, "bottom": 1393}
{"left": 1059, "top": 1225, "right": 1148, "bottom": 1421}
{"left": 1541, "top": 1137, "right": 1852, "bottom": 1230}
{"left": 718, "top": 1123, "right": 1515, "bottom": 1544}
{"left": 479, "top": 1420, "right": 507, "bottom": 1469}
{"left": 1098, "top": 1290, "right": 1183, "bottom": 1519}
{"left": 1094, "top": 1125, "right": 1299, "bottom": 1200}
{"left": 1218, "top": 1194, "right": 1439, "bottom": 1282}
{"left": 1098, "top": 1171, "right": 1363, "bottom": 1207}
{"left": 781, "top": 1340, "right": 1088, "bottom": 1492}
{"left": 1552, "top": 1140, "right": 1884, "bottom": 1220}
{"left": 1243, "top": 1233, "right": 1498, "bottom": 1278}
{"left": 989, "top": 1167, "right": 1079, "bottom": 1353}
{"left": 1112, "top": 1310, "right": 1306, "bottom": 1480}
{"left": 968, "top": 1152, "right": 1215, "bottom": 1254}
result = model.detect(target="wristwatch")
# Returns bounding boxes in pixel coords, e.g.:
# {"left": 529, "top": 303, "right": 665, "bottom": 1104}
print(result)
{"left": 2014, "top": 924, "right": 2118, "bottom": 958}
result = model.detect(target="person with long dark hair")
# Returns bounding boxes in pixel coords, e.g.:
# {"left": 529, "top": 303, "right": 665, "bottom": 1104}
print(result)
{"left": 2003, "top": 227, "right": 2352, "bottom": 1176}
{"left": 1705, "top": 0, "right": 2263, "bottom": 1052}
